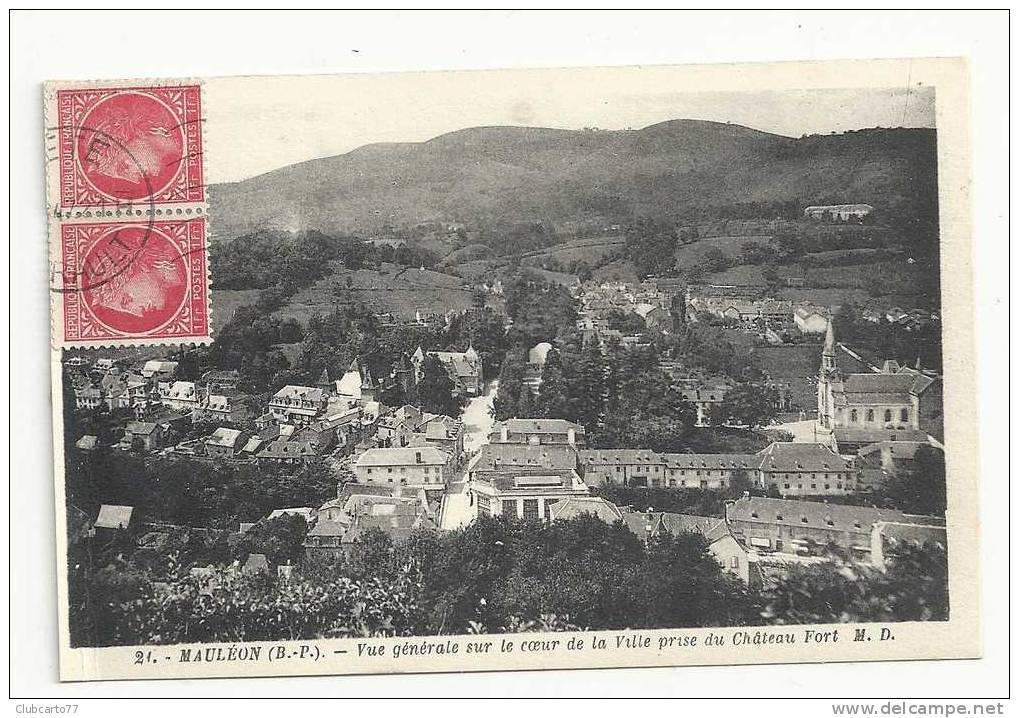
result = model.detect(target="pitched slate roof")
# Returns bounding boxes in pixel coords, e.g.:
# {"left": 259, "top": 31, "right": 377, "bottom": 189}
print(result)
{"left": 727, "top": 496, "right": 943, "bottom": 534}
{"left": 356, "top": 446, "right": 450, "bottom": 467}
{"left": 471, "top": 443, "right": 578, "bottom": 472}
{"left": 755, "top": 443, "right": 850, "bottom": 472}
{"left": 95, "top": 504, "right": 133, "bottom": 530}
{"left": 125, "top": 421, "right": 158, "bottom": 436}
{"left": 495, "top": 418, "right": 585, "bottom": 436}
{"left": 547, "top": 496, "right": 623, "bottom": 523}
{"left": 206, "top": 427, "right": 244, "bottom": 448}
{"left": 857, "top": 441, "right": 934, "bottom": 461}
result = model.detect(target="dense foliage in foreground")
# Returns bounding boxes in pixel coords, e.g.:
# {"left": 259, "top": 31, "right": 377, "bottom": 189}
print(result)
{"left": 68, "top": 515, "right": 948, "bottom": 647}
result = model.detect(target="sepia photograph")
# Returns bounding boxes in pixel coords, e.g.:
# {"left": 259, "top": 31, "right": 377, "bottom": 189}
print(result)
{"left": 41, "top": 58, "right": 983, "bottom": 684}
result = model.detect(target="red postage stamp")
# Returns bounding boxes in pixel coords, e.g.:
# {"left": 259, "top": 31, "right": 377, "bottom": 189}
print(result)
{"left": 55, "top": 84, "right": 204, "bottom": 207}
{"left": 58, "top": 218, "right": 209, "bottom": 344}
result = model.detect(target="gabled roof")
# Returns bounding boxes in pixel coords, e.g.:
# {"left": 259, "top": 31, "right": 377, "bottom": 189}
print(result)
{"left": 471, "top": 443, "right": 578, "bottom": 472}
{"left": 125, "top": 421, "right": 158, "bottom": 435}
{"left": 266, "top": 507, "right": 315, "bottom": 522}
{"left": 755, "top": 443, "right": 850, "bottom": 472}
{"left": 271, "top": 385, "right": 326, "bottom": 403}
{"left": 206, "top": 427, "right": 244, "bottom": 448}
{"left": 356, "top": 446, "right": 450, "bottom": 467}
{"left": 494, "top": 418, "right": 585, "bottom": 436}
{"left": 258, "top": 438, "right": 318, "bottom": 459}
{"left": 95, "top": 504, "right": 133, "bottom": 530}
{"left": 727, "top": 496, "right": 943, "bottom": 533}
{"left": 548, "top": 496, "right": 623, "bottom": 523}
{"left": 857, "top": 441, "right": 934, "bottom": 460}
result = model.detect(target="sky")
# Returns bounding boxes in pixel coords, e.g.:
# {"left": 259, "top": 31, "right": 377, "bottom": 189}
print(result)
{"left": 205, "top": 66, "right": 935, "bottom": 183}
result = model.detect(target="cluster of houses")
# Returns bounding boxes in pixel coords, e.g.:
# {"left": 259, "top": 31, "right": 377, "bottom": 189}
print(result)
{"left": 575, "top": 280, "right": 675, "bottom": 348}
{"left": 69, "top": 352, "right": 472, "bottom": 470}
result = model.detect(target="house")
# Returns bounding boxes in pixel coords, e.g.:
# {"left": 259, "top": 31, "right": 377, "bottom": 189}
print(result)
{"left": 354, "top": 446, "right": 452, "bottom": 489}
{"left": 548, "top": 496, "right": 624, "bottom": 523}
{"left": 75, "top": 435, "right": 99, "bottom": 451}
{"left": 94, "top": 504, "right": 133, "bottom": 531}
{"left": 489, "top": 418, "right": 585, "bottom": 447}
{"left": 158, "top": 380, "right": 202, "bottom": 413}
{"left": 580, "top": 442, "right": 857, "bottom": 496}
{"left": 472, "top": 470, "right": 589, "bottom": 521}
{"left": 266, "top": 507, "right": 317, "bottom": 523}
{"left": 119, "top": 421, "right": 163, "bottom": 451}
{"left": 268, "top": 385, "right": 329, "bottom": 425}
{"left": 856, "top": 441, "right": 940, "bottom": 477}
{"left": 817, "top": 322, "right": 943, "bottom": 439}
{"left": 204, "top": 427, "right": 249, "bottom": 459}
{"left": 140, "top": 360, "right": 178, "bottom": 380}
{"left": 634, "top": 303, "right": 673, "bottom": 333}
{"left": 649, "top": 513, "right": 758, "bottom": 586}
{"left": 242, "top": 553, "right": 270, "bottom": 576}
{"left": 468, "top": 443, "right": 580, "bottom": 476}
{"left": 468, "top": 443, "right": 588, "bottom": 520}
{"left": 677, "top": 382, "right": 730, "bottom": 427}
{"left": 257, "top": 438, "right": 319, "bottom": 466}
{"left": 803, "top": 204, "right": 873, "bottom": 221}
{"left": 830, "top": 427, "right": 930, "bottom": 456}
{"left": 415, "top": 414, "right": 465, "bottom": 465}
{"left": 725, "top": 495, "right": 943, "bottom": 561}
{"left": 201, "top": 369, "right": 241, "bottom": 391}
{"left": 794, "top": 306, "right": 831, "bottom": 334}
{"left": 302, "top": 520, "right": 346, "bottom": 561}
{"left": 870, "top": 521, "right": 947, "bottom": 570}
{"left": 73, "top": 383, "right": 103, "bottom": 410}
{"left": 412, "top": 345, "right": 483, "bottom": 396}
{"left": 755, "top": 442, "right": 857, "bottom": 495}
{"left": 580, "top": 449, "right": 668, "bottom": 487}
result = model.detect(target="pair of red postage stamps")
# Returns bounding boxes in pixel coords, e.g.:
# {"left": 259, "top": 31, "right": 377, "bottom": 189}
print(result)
{"left": 47, "top": 82, "right": 211, "bottom": 347}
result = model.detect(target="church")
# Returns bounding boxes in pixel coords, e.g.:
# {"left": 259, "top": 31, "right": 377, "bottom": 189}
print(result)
{"left": 817, "top": 321, "right": 943, "bottom": 441}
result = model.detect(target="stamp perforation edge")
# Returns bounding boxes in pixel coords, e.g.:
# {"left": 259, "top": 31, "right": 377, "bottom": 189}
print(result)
{"left": 44, "top": 78, "right": 212, "bottom": 349}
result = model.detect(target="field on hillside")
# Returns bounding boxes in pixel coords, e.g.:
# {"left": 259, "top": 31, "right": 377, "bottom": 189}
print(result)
{"left": 211, "top": 289, "right": 261, "bottom": 333}
{"left": 703, "top": 255, "right": 934, "bottom": 310}
{"left": 520, "top": 236, "right": 625, "bottom": 267}
{"left": 674, "top": 235, "right": 772, "bottom": 268}
{"left": 273, "top": 261, "right": 475, "bottom": 324}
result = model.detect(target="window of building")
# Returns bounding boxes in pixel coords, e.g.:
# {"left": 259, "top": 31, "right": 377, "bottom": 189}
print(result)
{"left": 783, "top": 483, "right": 790, "bottom": 489}
{"left": 502, "top": 500, "right": 517, "bottom": 518}
{"left": 801, "top": 517, "right": 809, "bottom": 523}
{"left": 884, "top": 409, "right": 893, "bottom": 423}
{"left": 668, "top": 479, "right": 676, "bottom": 488}
{"left": 776, "top": 514, "right": 784, "bottom": 521}
{"left": 850, "top": 409, "right": 858, "bottom": 423}
{"left": 366, "top": 468, "right": 371, "bottom": 475}
{"left": 730, "top": 556, "right": 739, "bottom": 569}
{"left": 387, "top": 468, "right": 393, "bottom": 474}
{"left": 751, "top": 512, "right": 759, "bottom": 518}
{"left": 811, "top": 483, "right": 817, "bottom": 489}
{"left": 866, "top": 409, "right": 874, "bottom": 422}
{"left": 901, "top": 408, "right": 909, "bottom": 422}
{"left": 699, "top": 480, "right": 708, "bottom": 489}
{"left": 824, "top": 483, "right": 830, "bottom": 490}
{"left": 522, "top": 499, "right": 539, "bottom": 521}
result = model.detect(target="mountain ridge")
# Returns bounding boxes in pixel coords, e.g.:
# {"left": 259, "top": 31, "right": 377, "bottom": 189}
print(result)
{"left": 208, "top": 119, "right": 936, "bottom": 240}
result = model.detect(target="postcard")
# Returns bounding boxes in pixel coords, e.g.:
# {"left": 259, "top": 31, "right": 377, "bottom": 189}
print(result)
{"left": 44, "top": 57, "right": 978, "bottom": 682}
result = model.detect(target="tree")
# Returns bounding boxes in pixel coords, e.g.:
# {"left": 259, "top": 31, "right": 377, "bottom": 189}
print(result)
{"left": 709, "top": 382, "right": 780, "bottom": 428}
{"left": 761, "top": 542, "right": 948, "bottom": 624}
{"left": 492, "top": 348, "right": 527, "bottom": 421}
{"left": 234, "top": 514, "right": 310, "bottom": 566}
{"left": 535, "top": 348, "right": 569, "bottom": 418}
{"left": 414, "top": 355, "right": 462, "bottom": 417}
{"left": 882, "top": 446, "right": 946, "bottom": 516}
{"left": 625, "top": 219, "right": 678, "bottom": 279}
